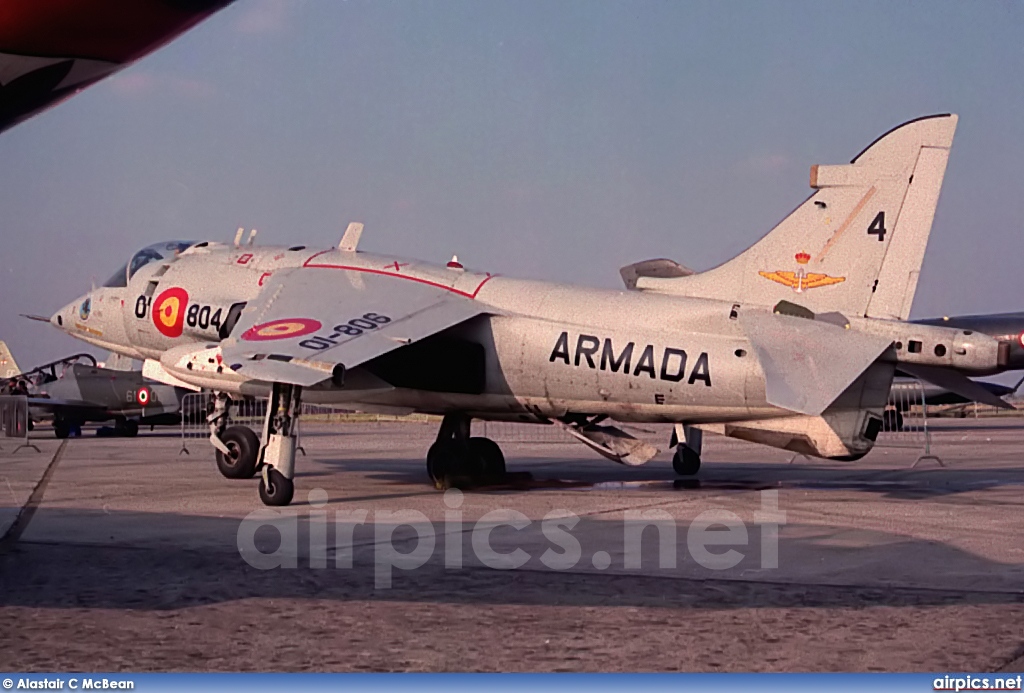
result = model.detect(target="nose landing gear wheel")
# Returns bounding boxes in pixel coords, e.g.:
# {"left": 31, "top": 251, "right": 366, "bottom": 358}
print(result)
{"left": 259, "top": 468, "right": 294, "bottom": 506}
{"left": 216, "top": 425, "right": 260, "bottom": 479}
{"left": 672, "top": 445, "right": 701, "bottom": 476}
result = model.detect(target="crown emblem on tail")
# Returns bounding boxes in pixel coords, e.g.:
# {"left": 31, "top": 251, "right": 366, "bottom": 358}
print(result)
{"left": 759, "top": 250, "right": 845, "bottom": 292}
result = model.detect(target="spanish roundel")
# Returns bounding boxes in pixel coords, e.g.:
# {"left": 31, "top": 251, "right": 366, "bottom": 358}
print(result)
{"left": 136, "top": 386, "right": 151, "bottom": 406}
{"left": 152, "top": 287, "right": 188, "bottom": 338}
{"left": 241, "top": 318, "right": 321, "bottom": 342}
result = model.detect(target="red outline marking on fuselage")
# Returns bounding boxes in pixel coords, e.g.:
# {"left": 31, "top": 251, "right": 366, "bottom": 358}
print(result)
{"left": 303, "top": 250, "right": 494, "bottom": 299}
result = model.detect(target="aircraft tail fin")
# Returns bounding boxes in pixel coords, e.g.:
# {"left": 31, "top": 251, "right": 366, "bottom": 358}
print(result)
{"left": 0, "top": 341, "right": 21, "bottom": 379}
{"left": 637, "top": 114, "right": 958, "bottom": 319}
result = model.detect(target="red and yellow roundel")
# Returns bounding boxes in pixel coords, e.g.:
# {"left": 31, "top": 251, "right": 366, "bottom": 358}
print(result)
{"left": 136, "top": 386, "right": 151, "bottom": 406}
{"left": 241, "top": 318, "right": 322, "bottom": 342}
{"left": 152, "top": 287, "right": 188, "bottom": 338}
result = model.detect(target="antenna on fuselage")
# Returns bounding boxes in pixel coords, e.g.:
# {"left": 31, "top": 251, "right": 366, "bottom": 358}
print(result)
{"left": 246, "top": 228, "right": 258, "bottom": 246}
{"left": 338, "top": 222, "right": 364, "bottom": 252}
{"left": 233, "top": 227, "right": 244, "bottom": 247}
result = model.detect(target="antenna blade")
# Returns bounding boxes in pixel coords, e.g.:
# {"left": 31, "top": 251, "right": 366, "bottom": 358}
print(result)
{"left": 339, "top": 222, "right": 364, "bottom": 252}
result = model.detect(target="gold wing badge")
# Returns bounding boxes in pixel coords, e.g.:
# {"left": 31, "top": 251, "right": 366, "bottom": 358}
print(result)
{"left": 759, "top": 252, "right": 845, "bottom": 293}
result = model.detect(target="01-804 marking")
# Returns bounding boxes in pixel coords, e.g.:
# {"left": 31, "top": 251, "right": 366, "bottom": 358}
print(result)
{"left": 299, "top": 312, "right": 392, "bottom": 350}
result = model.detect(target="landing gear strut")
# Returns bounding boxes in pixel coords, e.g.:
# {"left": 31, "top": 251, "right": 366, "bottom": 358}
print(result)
{"left": 671, "top": 423, "right": 702, "bottom": 476}
{"left": 208, "top": 385, "right": 303, "bottom": 505}
{"left": 256, "top": 382, "right": 302, "bottom": 506}
{"left": 426, "top": 413, "right": 506, "bottom": 488}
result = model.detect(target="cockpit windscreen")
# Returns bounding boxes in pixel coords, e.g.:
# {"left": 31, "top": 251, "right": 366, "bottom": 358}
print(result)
{"left": 103, "top": 241, "right": 197, "bottom": 288}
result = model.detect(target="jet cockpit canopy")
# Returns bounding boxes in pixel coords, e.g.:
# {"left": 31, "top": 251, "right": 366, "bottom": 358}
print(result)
{"left": 103, "top": 240, "right": 198, "bottom": 288}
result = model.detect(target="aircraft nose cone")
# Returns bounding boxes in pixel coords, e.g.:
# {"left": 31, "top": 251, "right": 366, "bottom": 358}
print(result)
{"left": 50, "top": 299, "right": 77, "bottom": 330}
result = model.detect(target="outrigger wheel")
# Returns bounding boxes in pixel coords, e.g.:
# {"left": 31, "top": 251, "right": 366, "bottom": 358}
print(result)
{"left": 216, "top": 425, "right": 260, "bottom": 479}
{"left": 672, "top": 445, "right": 701, "bottom": 476}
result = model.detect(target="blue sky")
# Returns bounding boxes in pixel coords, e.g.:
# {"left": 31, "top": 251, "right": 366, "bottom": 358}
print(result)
{"left": 1, "top": 0, "right": 1022, "bottom": 365}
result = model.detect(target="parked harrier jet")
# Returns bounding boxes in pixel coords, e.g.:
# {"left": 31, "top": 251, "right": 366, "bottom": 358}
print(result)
{"left": 50, "top": 114, "right": 1010, "bottom": 506}
{"left": 0, "top": 341, "right": 187, "bottom": 437}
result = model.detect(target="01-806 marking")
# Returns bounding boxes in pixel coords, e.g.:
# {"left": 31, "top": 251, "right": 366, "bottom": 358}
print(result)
{"left": 299, "top": 313, "right": 392, "bottom": 350}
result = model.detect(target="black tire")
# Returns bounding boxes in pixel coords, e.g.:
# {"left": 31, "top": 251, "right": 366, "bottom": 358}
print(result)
{"left": 122, "top": 419, "right": 139, "bottom": 437}
{"left": 672, "top": 445, "right": 701, "bottom": 475}
{"left": 259, "top": 468, "right": 294, "bottom": 506}
{"left": 216, "top": 426, "right": 260, "bottom": 479}
{"left": 426, "top": 441, "right": 446, "bottom": 483}
{"left": 54, "top": 420, "right": 70, "bottom": 439}
{"left": 426, "top": 440, "right": 475, "bottom": 487}
{"left": 883, "top": 409, "right": 904, "bottom": 432}
{"left": 469, "top": 437, "right": 506, "bottom": 480}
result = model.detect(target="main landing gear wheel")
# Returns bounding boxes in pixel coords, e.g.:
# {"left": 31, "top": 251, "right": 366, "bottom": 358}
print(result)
{"left": 469, "top": 437, "right": 506, "bottom": 480}
{"left": 259, "top": 468, "right": 294, "bottom": 506}
{"left": 426, "top": 414, "right": 508, "bottom": 488}
{"left": 672, "top": 445, "right": 701, "bottom": 476}
{"left": 216, "top": 425, "right": 260, "bottom": 479}
{"left": 427, "top": 439, "right": 474, "bottom": 485}
{"left": 54, "top": 420, "right": 70, "bottom": 439}
{"left": 120, "top": 419, "right": 139, "bottom": 437}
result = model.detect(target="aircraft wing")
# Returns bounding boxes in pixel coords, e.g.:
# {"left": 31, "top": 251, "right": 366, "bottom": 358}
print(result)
{"left": 742, "top": 311, "right": 894, "bottom": 416}
{"left": 896, "top": 363, "right": 1014, "bottom": 410}
{"left": 26, "top": 396, "right": 98, "bottom": 410}
{"left": 0, "top": 0, "right": 234, "bottom": 134}
{"left": 220, "top": 267, "right": 492, "bottom": 387}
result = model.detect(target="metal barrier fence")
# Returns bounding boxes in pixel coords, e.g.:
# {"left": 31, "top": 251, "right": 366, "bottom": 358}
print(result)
{"left": 179, "top": 391, "right": 582, "bottom": 453}
{"left": 179, "top": 393, "right": 374, "bottom": 454}
{"left": 877, "top": 378, "right": 942, "bottom": 467}
{"left": 179, "top": 386, "right": 945, "bottom": 468}
{"left": 0, "top": 395, "right": 39, "bottom": 454}
{"left": 472, "top": 420, "right": 573, "bottom": 444}
{"left": 179, "top": 393, "right": 271, "bottom": 455}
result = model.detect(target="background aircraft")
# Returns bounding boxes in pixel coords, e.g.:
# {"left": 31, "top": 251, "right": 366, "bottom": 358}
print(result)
{"left": 0, "top": 0, "right": 234, "bottom": 134}
{"left": 913, "top": 313, "right": 1024, "bottom": 368}
{"left": 0, "top": 340, "right": 188, "bottom": 438}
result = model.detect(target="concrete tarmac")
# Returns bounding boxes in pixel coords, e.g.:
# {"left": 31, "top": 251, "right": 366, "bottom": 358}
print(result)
{"left": 1, "top": 419, "right": 1022, "bottom": 672}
